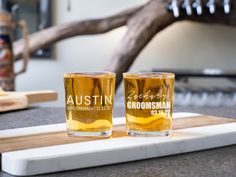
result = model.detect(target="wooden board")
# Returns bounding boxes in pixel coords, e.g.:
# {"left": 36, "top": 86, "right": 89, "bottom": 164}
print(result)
{"left": 0, "top": 90, "right": 58, "bottom": 112}
{"left": 0, "top": 114, "right": 235, "bottom": 153}
{"left": 1, "top": 113, "right": 236, "bottom": 176}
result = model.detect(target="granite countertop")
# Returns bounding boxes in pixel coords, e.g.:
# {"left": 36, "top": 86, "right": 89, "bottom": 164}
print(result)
{"left": 1, "top": 106, "right": 236, "bottom": 177}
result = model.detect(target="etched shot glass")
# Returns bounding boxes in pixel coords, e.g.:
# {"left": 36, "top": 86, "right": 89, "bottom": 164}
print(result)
{"left": 123, "top": 72, "right": 175, "bottom": 136}
{"left": 64, "top": 72, "right": 116, "bottom": 137}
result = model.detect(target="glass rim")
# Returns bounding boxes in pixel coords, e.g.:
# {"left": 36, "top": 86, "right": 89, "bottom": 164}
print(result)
{"left": 64, "top": 71, "right": 116, "bottom": 78}
{"left": 123, "top": 72, "right": 175, "bottom": 78}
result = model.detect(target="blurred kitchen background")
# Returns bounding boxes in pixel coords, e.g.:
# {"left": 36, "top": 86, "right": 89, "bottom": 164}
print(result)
{"left": 11, "top": 0, "right": 236, "bottom": 107}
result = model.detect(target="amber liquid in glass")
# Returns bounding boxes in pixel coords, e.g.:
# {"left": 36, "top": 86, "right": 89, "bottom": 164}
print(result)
{"left": 123, "top": 73, "right": 175, "bottom": 136}
{"left": 64, "top": 72, "right": 115, "bottom": 137}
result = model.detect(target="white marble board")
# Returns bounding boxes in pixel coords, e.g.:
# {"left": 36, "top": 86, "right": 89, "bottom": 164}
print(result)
{"left": 1, "top": 113, "right": 236, "bottom": 176}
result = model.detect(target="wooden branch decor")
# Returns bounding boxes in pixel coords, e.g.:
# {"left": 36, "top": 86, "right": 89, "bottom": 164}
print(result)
{"left": 14, "top": 0, "right": 236, "bottom": 88}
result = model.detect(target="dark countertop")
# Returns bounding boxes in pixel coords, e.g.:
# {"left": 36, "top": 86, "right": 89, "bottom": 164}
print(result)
{"left": 1, "top": 106, "right": 236, "bottom": 177}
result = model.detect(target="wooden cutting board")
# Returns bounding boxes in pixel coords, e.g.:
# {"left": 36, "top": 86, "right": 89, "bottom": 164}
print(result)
{"left": 0, "top": 90, "right": 58, "bottom": 112}
{"left": 1, "top": 113, "right": 236, "bottom": 176}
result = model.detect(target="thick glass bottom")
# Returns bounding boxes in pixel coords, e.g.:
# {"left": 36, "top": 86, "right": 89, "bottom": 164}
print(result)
{"left": 67, "top": 130, "right": 112, "bottom": 137}
{"left": 127, "top": 129, "right": 172, "bottom": 137}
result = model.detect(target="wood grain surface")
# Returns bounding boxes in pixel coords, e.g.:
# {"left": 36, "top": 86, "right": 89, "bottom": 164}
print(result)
{"left": 0, "top": 90, "right": 57, "bottom": 112}
{"left": 0, "top": 116, "right": 235, "bottom": 153}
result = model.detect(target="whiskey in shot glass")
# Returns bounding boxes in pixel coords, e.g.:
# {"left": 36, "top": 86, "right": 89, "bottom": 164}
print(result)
{"left": 64, "top": 72, "right": 116, "bottom": 137}
{"left": 123, "top": 72, "right": 175, "bottom": 136}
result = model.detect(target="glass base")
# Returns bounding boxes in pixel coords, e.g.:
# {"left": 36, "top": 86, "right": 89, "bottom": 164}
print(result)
{"left": 127, "top": 130, "right": 172, "bottom": 137}
{"left": 67, "top": 130, "right": 112, "bottom": 137}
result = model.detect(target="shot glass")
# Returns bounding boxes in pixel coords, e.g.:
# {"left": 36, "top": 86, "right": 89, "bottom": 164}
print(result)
{"left": 123, "top": 72, "right": 175, "bottom": 136}
{"left": 64, "top": 72, "right": 116, "bottom": 137}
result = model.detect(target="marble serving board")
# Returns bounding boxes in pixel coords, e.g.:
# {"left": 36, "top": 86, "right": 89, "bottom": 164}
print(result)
{"left": 1, "top": 113, "right": 236, "bottom": 176}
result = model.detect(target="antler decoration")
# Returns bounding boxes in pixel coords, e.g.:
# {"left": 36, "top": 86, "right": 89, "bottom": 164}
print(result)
{"left": 14, "top": 0, "right": 236, "bottom": 88}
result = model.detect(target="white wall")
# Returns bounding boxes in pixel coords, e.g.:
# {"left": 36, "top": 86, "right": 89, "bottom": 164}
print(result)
{"left": 16, "top": 0, "right": 236, "bottom": 107}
